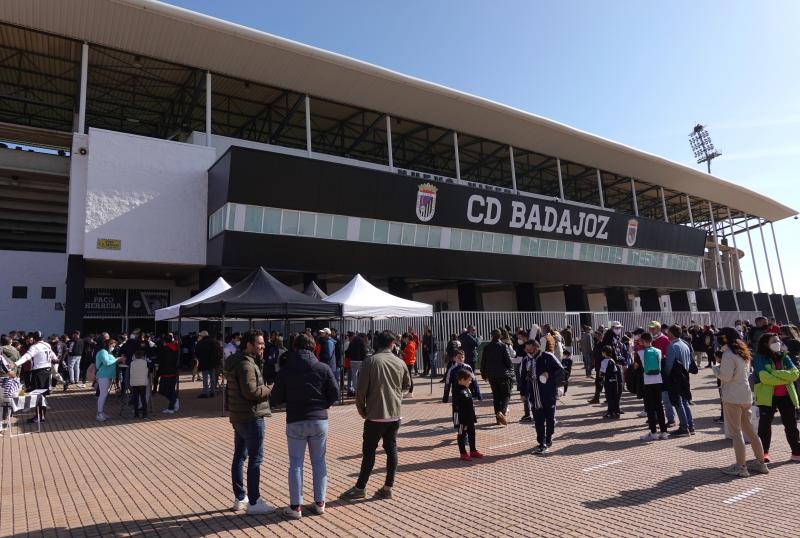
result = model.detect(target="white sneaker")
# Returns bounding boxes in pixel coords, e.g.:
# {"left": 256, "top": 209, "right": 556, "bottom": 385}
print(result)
{"left": 282, "top": 506, "right": 302, "bottom": 519}
{"left": 637, "top": 411, "right": 648, "bottom": 418}
{"left": 640, "top": 432, "right": 659, "bottom": 441}
{"left": 658, "top": 432, "right": 669, "bottom": 440}
{"left": 174, "top": 399, "right": 180, "bottom": 412}
{"left": 162, "top": 409, "right": 174, "bottom": 414}
{"left": 245, "top": 498, "right": 276, "bottom": 515}
{"left": 748, "top": 460, "right": 769, "bottom": 475}
{"left": 78, "top": 383, "right": 86, "bottom": 388}
{"left": 96, "top": 413, "right": 107, "bottom": 422}
{"left": 721, "top": 464, "right": 750, "bottom": 478}
{"left": 232, "top": 496, "right": 248, "bottom": 511}
{"left": 310, "top": 501, "right": 325, "bottom": 515}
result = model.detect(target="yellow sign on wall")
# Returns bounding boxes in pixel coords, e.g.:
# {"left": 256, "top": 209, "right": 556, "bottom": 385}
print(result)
{"left": 96, "top": 238, "right": 122, "bottom": 250}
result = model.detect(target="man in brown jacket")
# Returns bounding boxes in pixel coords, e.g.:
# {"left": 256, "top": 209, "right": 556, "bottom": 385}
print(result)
{"left": 342, "top": 330, "right": 410, "bottom": 501}
{"left": 225, "top": 330, "right": 274, "bottom": 515}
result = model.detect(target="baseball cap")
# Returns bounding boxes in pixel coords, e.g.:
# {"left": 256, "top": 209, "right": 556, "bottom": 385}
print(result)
{"left": 648, "top": 321, "right": 661, "bottom": 330}
{"left": 610, "top": 321, "right": 622, "bottom": 329}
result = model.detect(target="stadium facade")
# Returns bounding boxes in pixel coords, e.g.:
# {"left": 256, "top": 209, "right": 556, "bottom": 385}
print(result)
{"left": 0, "top": 0, "right": 797, "bottom": 335}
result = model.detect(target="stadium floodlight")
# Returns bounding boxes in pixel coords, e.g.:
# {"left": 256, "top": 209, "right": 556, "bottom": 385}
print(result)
{"left": 689, "top": 124, "right": 721, "bottom": 174}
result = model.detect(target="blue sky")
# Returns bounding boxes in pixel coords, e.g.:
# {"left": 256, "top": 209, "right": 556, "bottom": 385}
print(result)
{"left": 171, "top": 0, "right": 800, "bottom": 296}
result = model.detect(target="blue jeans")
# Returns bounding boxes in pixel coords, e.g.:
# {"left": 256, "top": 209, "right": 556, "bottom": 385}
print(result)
{"left": 202, "top": 369, "right": 217, "bottom": 395}
{"left": 231, "top": 418, "right": 265, "bottom": 504}
{"left": 68, "top": 356, "right": 81, "bottom": 384}
{"left": 661, "top": 390, "right": 675, "bottom": 423}
{"left": 286, "top": 420, "right": 328, "bottom": 506}
{"left": 669, "top": 392, "right": 694, "bottom": 431}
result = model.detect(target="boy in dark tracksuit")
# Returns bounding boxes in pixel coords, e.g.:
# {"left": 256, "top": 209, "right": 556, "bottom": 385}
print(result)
{"left": 442, "top": 350, "right": 480, "bottom": 403}
{"left": 520, "top": 340, "right": 564, "bottom": 455}
{"left": 600, "top": 345, "right": 623, "bottom": 418}
{"left": 453, "top": 370, "right": 483, "bottom": 461}
{"left": 561, "top": 350, "right": 573, "bottom": 394}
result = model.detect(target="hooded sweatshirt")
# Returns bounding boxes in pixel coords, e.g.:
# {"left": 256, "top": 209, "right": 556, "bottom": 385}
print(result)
{"left": 270, "top": 349, "right": 339, "bottom": 423}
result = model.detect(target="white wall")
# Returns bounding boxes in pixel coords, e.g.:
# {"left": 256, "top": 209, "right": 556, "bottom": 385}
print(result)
{"left": 539, "top": 291, "right": 566, "bottom": 311}
{"left": 482, "top": 289, "right": 515, "bottom": 311}
{"left": 81, "top": 129, "right": 216, "bottom": 265}
{"left": 587, "top": 292, "right": 608, "bottom": 312}
{"left": 0, "top": 250, "right": 67, "bottom": 335}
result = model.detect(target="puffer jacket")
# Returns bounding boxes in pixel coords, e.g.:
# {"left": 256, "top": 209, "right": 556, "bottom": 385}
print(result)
{"left": 480, "top": 340, "right": 513, "bottom": 382}
{"left": 225, "top": 350, "right": 271, "bottom": 424}
{"left": 753, "top": 352, "right": 799, "bottom": 408}
{"left": 270, "top": 349, "right": 339, "bottom": 423}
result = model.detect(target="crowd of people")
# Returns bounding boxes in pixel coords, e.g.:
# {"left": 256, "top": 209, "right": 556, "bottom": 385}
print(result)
{"left": 1, "top": 314, "right": 799, "bottom": 517}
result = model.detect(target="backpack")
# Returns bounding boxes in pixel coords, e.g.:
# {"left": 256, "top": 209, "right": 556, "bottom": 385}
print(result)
{"left": 643, "top": 347, "right": 661, "bottom": 375}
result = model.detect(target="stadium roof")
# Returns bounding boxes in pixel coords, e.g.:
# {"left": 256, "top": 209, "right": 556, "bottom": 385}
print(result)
{"left": 1, "top": 0, "right": 795, "bottom": 222}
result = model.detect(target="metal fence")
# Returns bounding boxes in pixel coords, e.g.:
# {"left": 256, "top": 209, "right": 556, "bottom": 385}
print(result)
{"left": 709, "top": 311, "right": 761, "bottom": 329}
{"left": 604, "top": 311, "right": 711, "bottom": 331}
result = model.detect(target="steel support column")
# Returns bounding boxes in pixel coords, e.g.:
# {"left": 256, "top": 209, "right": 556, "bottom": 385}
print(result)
{"left": 205, "top": 71, "right": 212, "bottom": 146}
{"left": 77, "top": 43, "right": 89, "bottom": 134}
{"left": 758, "top": 219, "right": 775, "bottom": 294}
{"left": 769, "top": 222, "right": 787, "bottom": 294}
{"left": 708, "top": 201, "right": 727, "bottom": 289}
{"left": 743, "top": 213, "right": 762, "bottom": 293}
{"left": 305, "top": 95, "right": 311, "bottom": 155}
{"left": 557, "top": 158, "right": 565, "bottom": 201}
{"left": 596, "top": 169, "right": 605, "bottom": 208}
{"left": 631, "top": 179, "right": 639, "bottom": 216}
{"left": 687, "top": 195, "right": 706, "bottom": 288}
{"left": 727, "top": 207, "right": 744, "bottom": 291}
{"left": 386, "top": 114, "right": 394, "bottom": 171}
{"left": 509, "top": 146, "right": 517, "bottom": 193}
{"left": 454, "top": 132, "right": 461, "bottom": 180}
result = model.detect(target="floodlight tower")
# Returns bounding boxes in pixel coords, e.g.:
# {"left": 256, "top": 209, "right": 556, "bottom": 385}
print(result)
{"left": 689, "top": 124, "right": 721, "bottom": 174}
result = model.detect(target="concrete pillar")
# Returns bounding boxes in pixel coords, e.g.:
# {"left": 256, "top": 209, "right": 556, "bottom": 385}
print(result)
{"left": 638, "top": 289, "right": 662, "bottom": 312}
{"left": 604, "top": 287, "right": 628, "bottom": 312}
{"left": 457, "top": 283, "right": 481, "bottom": 311}
{"left": 563, "top": 285, "right": 589, "bottom": 312}
{"left": 515, "top": 283, "right": 541, "bottom": 311}
{"left": 669, "top": 290, "right": 691, "bottom": 312}
{"left": 64, "top": 254, "right": 86, "bottom": 333}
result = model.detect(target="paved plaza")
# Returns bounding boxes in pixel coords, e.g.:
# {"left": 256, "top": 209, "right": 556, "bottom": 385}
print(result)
{"left": 1, "top": 366, "right": 798, "bottom": 538}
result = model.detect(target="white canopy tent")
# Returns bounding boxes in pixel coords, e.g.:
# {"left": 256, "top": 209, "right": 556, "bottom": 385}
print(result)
{"left": 323, "top": 274, "right": 432, "bottom": 319}
{"left": 154, "top": 277, "right": 231, "bottom": 321}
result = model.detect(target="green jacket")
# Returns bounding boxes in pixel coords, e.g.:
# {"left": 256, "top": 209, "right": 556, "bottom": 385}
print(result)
{"left": 753, "top": 352, "right": 799, "bottom": 408}
{"left": 225, "top": 350, "right": 271, "bottom": 424}
{"left": 355, "top": 349, "right": 411, "bottom": 421}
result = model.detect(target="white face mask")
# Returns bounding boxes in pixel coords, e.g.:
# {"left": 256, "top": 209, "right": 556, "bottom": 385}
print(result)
{"left": 613, "top": 328, "right": 622, "bottom": 335}
{"left": 769, "top": 342, "right": 782, "bottom": 353}
{"left": 735, "top": 325, "right": 742, "bottom": 332}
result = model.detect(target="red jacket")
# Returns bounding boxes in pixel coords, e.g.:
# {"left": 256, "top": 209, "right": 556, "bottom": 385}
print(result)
{"left": 402, "top": 341, "right": 417, "bottom": 366}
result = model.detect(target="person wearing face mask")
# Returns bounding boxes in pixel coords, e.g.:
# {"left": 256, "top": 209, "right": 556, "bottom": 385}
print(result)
{"left": 712, "top": 327, "right": 768, "bottom": 477}
{"left": 753, "top": 333, "right": 800, "bottom": 463}
{"left": 342, "top": 330, "right": 411, "bottom": 501}
{"left": 94, "top": 337, "right": 126, "bottom": 422}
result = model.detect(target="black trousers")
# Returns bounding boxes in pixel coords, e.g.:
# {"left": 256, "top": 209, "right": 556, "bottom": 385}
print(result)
{"left": 593, "top": 371, "right": 604, "bottom": 399}
{"left": 131, "top": 386, "right": 147, "bottom": 416}
{"left": 457, "top": 423, "right": 476, "bottom": 454}
{"left": 643, "top": 383, "right": 667, "bottom": 433}
{"left": 488, "top": 378, "right": 511, "bottom": 414}
{"left": 533, "top": 404, "right": 556, "bottom": 446}
{"left": 605, "top": 381, "right": 620, "bottom": 415}
{"left": 758, "top": 394, "right": 800, "bottom": 454}
{"left": 356, "top": 420, "right": 400, "bottom": 489}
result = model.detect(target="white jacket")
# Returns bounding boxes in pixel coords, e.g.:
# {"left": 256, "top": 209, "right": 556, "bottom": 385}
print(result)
{"left": 129, "top": 357, "right": 149, "bottom": 387}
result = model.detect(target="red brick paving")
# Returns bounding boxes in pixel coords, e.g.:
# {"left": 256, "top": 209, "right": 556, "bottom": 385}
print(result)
{"left": 1, "top": 366, "right": 798, "bottom": 537}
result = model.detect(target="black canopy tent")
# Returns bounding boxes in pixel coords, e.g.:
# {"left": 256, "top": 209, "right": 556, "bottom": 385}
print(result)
{"left": 179, "top": 267, "right": 342, "bottom": 319}
{"left": 176, "top": 267, "right": 343, "bottom": 413}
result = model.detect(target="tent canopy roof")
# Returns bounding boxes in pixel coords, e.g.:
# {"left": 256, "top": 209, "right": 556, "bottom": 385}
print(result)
{"left": 304, "top": 281, "right": 328, "bottom": 300}
{"left": 179, "top": 267, "right": 342, "bottom": 319}
{"left": 323, "top": 274, "right": 432, "bottom": 319}
{"left": 154, "top": 277, "right": 230, "bottom": 321}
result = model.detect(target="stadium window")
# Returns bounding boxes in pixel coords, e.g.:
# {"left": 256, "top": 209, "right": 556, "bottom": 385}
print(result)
{"left": 332, "top": 215, "right": 348, "bottom": 240}
{"left": 359, "top": 218, "right": 376, "bottom": 242}
{"left": 428, "top": 226, "right": 442, "bottom": 248}
{"left": 298, "top": 212, "right": 316, "bottom": 237}
{"left": 449, "top": 228, "right": 462, "bottom": 249}
{"left": 388, "top": 222, "right": 403, "bottom": 245}
{"left": 12, "top": 286, "right": 27, "bottom": 299}
{"left": 373, "top": 220, "right": 389, "bottom": 244}
{"left": 244, "top": 206, "right": 264, "bottom": 232}
{"left": 401, "top": 223, "right": 417, "bottom": 246}
{"left": 281, "top": 210, "right": 299, "bottom": 235}
{"left": 264, "top": 208, "right": 282, "bottom": 234}
{"left": 529, "top": 238, "right": 539, "bottom": 256}
{"left": 41, "top": 287, "right": 56, "bottom": 299}
{"left": 415, "top": 225, "right": 429, "bottom": 247}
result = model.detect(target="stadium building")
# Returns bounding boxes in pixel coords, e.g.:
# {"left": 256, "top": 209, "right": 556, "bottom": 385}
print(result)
{"left": 0, "top": 0, "right": 797, "bottom": 335}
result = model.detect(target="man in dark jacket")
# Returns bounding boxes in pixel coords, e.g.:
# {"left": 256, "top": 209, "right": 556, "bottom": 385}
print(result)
{"left": 318, "top": 328, "right": 337, "bottom": 381}
{"left": 195, "top": 330, "right": 223, "bottom": 398}
{"left": 520, "top": 339, "right": 564, "bottom": 455}
{"left": 458, "top": 326, "right": 480, "bottom": 371}
{"left": 270, "top": 334, "right": 339, "bottom": 517}
{"left": 156, "top": 333, "right": 180, "bottom": 414}
{"left": 481, "top": 329, "right": 514, "bottom": 425}
{"left": 226, "top": 330, "right": 274, "bottom": 515}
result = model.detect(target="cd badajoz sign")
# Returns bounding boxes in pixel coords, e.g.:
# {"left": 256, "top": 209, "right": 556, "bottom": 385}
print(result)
{"left": 406, "top": 178, "right": 707, "bottom": 255}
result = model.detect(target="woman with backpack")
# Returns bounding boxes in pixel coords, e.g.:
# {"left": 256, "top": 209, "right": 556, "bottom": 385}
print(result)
{"left": 713, "top": 327, "right": 768, "bottom": 477}
{"left": 637, "top": 332, "right": 667, "bottom": 440}
{"left": 753, "top": 332, "right": 800, "bottom": 464}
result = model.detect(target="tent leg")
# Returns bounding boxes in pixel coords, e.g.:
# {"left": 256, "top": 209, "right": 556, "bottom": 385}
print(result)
{"left": 221, "top": 315, "right": 226, "bottom": 417}
{"left": 176, "top": 316, "right": 182, "bottom": 405}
